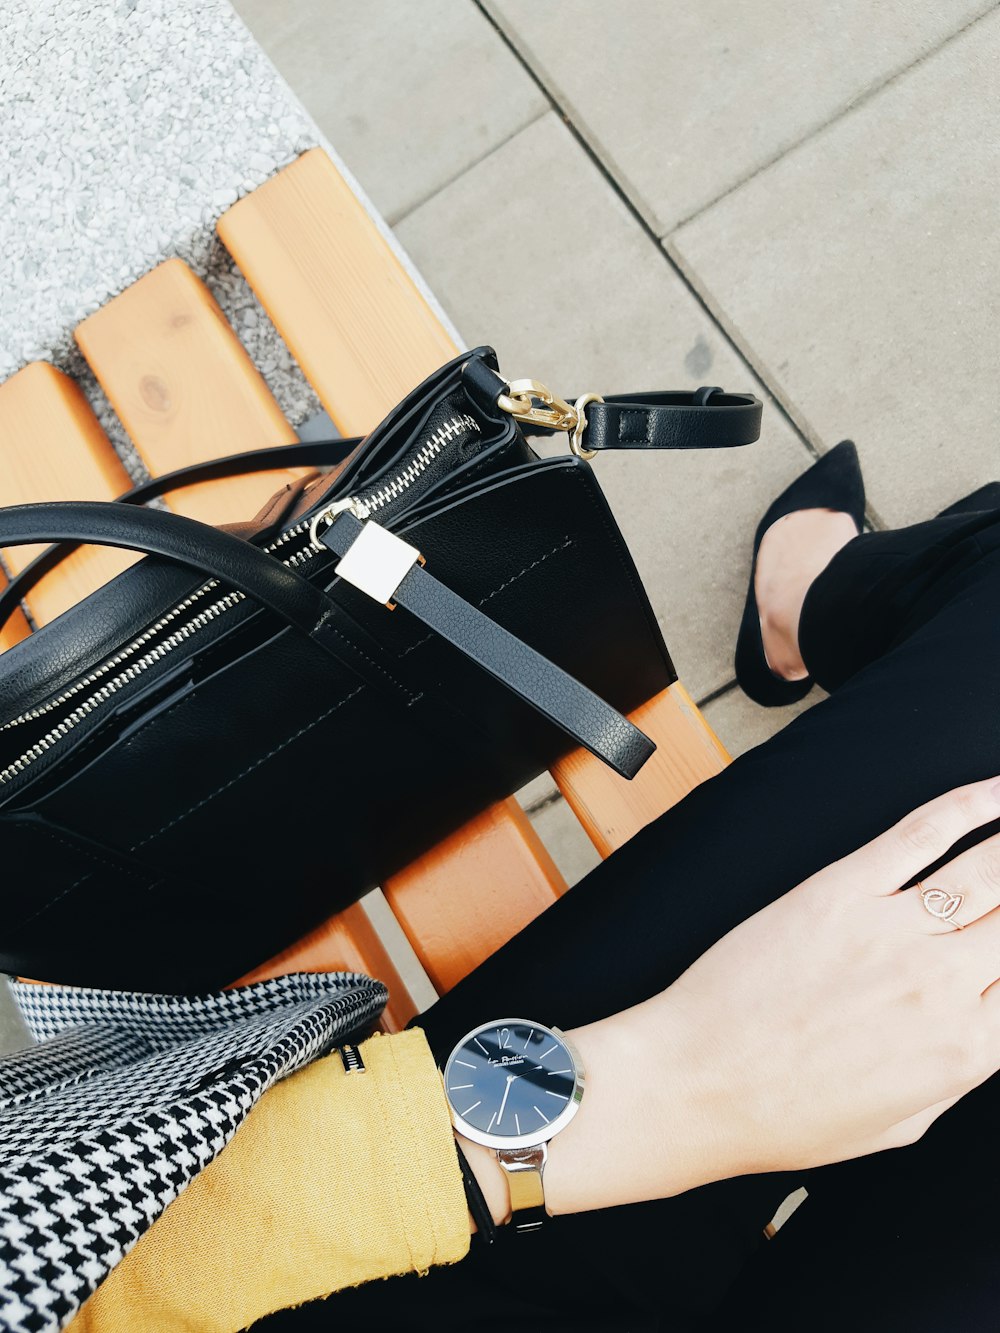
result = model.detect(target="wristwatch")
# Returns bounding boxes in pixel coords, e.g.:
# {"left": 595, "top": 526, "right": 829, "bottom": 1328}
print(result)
{"left": 443, "top": 1018, "right": 585, "bottom": 1233}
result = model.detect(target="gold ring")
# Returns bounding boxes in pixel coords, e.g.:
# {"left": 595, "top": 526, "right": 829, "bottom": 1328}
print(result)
{"left": 916, "top": 879, "right": 966, "bottom": 930}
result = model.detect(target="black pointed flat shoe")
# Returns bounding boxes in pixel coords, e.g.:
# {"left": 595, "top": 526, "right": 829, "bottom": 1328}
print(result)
{"left": 735, "top": 439, "right": 866, "bottom": 707}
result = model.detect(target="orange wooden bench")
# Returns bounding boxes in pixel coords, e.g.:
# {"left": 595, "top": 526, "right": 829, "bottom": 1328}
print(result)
{"left": 1, "top": 148, "right": 730, "bottom": 1028}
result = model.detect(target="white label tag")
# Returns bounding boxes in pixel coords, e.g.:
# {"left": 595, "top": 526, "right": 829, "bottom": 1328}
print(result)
{"left": 334, "top": 520, "right": 423, "bottom": 606}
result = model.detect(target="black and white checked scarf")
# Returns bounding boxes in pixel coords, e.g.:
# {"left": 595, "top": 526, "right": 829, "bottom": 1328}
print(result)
{"left": 0, "top": 972, "right": 387, "bottom": 1333}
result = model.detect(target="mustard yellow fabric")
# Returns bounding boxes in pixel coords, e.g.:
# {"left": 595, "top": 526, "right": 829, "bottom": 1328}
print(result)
{"left": 68, "top": 1028, "right": 469, "bottom": 1333}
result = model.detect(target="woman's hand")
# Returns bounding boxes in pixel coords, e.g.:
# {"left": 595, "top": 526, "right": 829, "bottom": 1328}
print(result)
{"left": 533, "top": 776, "right": 1000, "bottom": 1216}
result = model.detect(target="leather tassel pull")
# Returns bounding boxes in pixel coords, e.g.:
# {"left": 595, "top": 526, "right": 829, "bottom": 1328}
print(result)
{"left": 321, "top": 511, "right": 656, "bottom": 780}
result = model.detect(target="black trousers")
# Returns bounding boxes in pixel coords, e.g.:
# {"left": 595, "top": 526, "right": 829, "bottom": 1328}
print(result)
{"left": 270, "top": 504, "right": 1000, "bottom": 1332}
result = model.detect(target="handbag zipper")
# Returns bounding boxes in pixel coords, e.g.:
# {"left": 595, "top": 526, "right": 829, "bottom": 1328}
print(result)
{"left": 306, "top": 412, "right": 480, "bottom": 541}
{"left": 0, "top": 412, "right": 480, "bottom": 788}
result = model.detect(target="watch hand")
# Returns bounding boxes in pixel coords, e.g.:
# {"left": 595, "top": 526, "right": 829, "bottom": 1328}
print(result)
{"left": 496, "top": 1074, "right": 514, "bottom": 1126}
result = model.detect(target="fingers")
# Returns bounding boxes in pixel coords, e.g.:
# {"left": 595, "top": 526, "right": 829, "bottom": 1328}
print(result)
{"left": 838, "top": 777, "right": 1000, "bottom": 898}
{"left": 981, "top": 967, "right": 1000, "bottom": 1006}
{"left": 900, "top": 829, "right": 1000, "bottom": 935}
{"left": 885, "top": 815, "right": 1000, "bottom": 994}
{"left": 955, "top": 904, "right": 1000, "bottom": 994}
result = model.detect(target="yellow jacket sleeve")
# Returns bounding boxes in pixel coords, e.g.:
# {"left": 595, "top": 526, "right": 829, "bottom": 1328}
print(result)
{"left": 68, "top": 1027, "right": 470, "bottom": 1333}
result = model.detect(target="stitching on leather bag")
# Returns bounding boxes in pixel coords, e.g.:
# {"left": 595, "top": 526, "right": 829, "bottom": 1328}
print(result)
{"left": 58, "top": 537, "right": 566, "bottom": 842}
{"left": 479, "top": 536, "right": 573, "bottom": 606}
{"left": 313, "top": 611, "right": 420, "bottom": 704}
{"left": 255, "top": 485, "right": 294, "bottom": 526}
{"left": 392, "top": 434, "right": 521, "bottom": 530}
{"left": 397, "top": 536, "right": 574, "bottom": 659}
{"left": 127, "top": 538, "right": 575, "bottom": 849}
{"left": 34, "top": 478, "right": 562, "bottom": 785}
{"left": 619, "top": 410, "right": 653, "bottom": 446}
{"left": 11, "top": 825, "right": 149, "bottom": 934}
{"left": 101, "top": 615, "right": 417, "bottom": 770}
{"left": 433, "top": 435, "right": 519, "bottom": 492}
{"left": 33, "top": 522, "right": 587, "bottom": 866}
{"left": 130, "top": 683, "right": 365, "bottom": 850}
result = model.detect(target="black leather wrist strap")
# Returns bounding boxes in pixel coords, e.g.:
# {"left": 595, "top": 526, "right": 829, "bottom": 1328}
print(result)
{"left": 453, "top": 1138, "right": 497, "bottom": 1246}
{"left": 319, "top": 510, "right": 655, "bottom": 779}
{"left": 584, "top": 388, "right": 761, "bottom": 451}
{"left": 460, "top": 356, "right": 762, "bottom": 452}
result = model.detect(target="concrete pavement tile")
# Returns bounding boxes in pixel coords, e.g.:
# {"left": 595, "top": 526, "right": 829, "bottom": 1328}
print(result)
{"left": 361, "top": 890, "right": 439, "bottom": 1013}
{"left": 702, "top": 683, "right": 823, "bottom": 759}
{"left": 517, "top": 772, "right": 560, "bottom": 812}
{"left": 485, "top": 0, "right": 991, "bottom": 235}
{"left": 397, "top": 113, "right": 815, "bottom": 698}
{"left": 0, "top": 979, "right": 31, "bottom": 1054}
{"left": 530, "top": 796, "right": 602, "bottom": 887}
{"left": 671, "top": 12, "right": 1000, "bottom": 529}
{"left": 232, "top": 0, "right": 548, "bottom": 225}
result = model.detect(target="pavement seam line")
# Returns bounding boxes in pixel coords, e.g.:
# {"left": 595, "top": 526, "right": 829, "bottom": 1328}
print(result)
{"left": 669, "top": 2, "right": 1000, "bottom": 232}
{"left": 697, "top": 679, "right": 740, "bottom": 709}
{"left": 522, "top": 788, "right": 564, "bottom": 817}
{"left": 473, "top": 0, "right": 996, "bottom": 542}
{"left": 389, "top": 104, "right": 551, "bottom": 227}
{"left": 470, "top": 3, "right": 838, "bottom": 492}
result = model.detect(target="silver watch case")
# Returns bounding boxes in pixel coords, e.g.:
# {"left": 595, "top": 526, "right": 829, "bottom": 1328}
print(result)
{"left": 444, "top": 1017, "right": 585, "bottom": 1151}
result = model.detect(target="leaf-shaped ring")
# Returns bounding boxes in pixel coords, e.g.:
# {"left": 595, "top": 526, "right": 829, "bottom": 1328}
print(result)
{"left": 917, "top": 881, "right": 966, "bottom": 930}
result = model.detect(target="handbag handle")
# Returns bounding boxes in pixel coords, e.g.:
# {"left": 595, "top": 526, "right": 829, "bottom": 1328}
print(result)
{"left": 0, "top": 501, "right": 340, "bottom": 638}
{"left": 0, "top": 436, "right": 364, "bottom": 628}
{"left": 0, "top": 372, "right": 762, "bottom": 622}
{"left": 0, "top": 500, "right": 655, "bottom": 779}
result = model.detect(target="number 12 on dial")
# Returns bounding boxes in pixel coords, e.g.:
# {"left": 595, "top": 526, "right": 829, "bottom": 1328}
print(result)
{"left": 444, "top": 1018, "right": 584, "bottom": 1150}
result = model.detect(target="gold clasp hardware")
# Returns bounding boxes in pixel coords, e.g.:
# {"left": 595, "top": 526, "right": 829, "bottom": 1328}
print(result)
{"left": 497, "top": 379, "right": 603, "bottom": 461}
{"left": 498, "top": 380, "right": 579, "bottom": 433}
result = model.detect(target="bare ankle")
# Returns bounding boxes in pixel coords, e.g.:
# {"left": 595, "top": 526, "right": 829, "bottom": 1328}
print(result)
{"left": 755, "top": 509, "right": 858, "bottom": 680}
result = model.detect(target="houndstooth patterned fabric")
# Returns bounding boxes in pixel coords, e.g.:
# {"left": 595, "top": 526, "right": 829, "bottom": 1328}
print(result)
{"left": 0, "top": 972, "right": 387, "bottom": 1333}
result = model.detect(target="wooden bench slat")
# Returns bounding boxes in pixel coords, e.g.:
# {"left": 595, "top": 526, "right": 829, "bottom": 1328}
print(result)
{"left": 233, "top": 903, "right": 417, "bottom": 1034}
{"left": 0, "top": 363, "right": 136, "bottom": 625}
{"left": 383, "top": 798, "right": 567, "bottom": 995}
{"left": 75, "top": 258, "right": 306, "bottom": 527}
{"left": 552, "top": 684, "right": 730, "bottom": 857}
{"left": 71, "top": 259, "right": 416, "bottom": 1016}
{"left": 217, "top": 152, "right": 571, "bottom": 997}
{"left": 218, "top": 148, "right": 456, "bottom": 436}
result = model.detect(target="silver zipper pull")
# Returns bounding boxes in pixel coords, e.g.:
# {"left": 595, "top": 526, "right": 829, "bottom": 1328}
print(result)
{"left": 314, "top": 508, "right": 425, "bottom": 611}
{"left": 308, "top": 495, "right": 369, "bottom": 551}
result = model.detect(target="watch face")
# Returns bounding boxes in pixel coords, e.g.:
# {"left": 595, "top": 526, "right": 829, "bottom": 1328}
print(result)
{"left": 444, "top": 1019, "right": 583, "bottom": 1149}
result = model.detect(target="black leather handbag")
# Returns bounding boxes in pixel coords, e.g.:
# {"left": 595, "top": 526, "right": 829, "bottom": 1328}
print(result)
{"left": 0, "top": 349, "right": 760, "bottom": 990}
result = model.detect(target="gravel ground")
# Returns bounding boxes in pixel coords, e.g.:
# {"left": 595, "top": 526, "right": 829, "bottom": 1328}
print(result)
{"left": 1, "top": 0, "right": 331, "bottom": 463}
